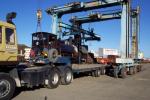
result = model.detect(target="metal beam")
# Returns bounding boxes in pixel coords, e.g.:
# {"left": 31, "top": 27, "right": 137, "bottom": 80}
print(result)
{"left": 46, "top": 0, "right": 126, "bottom": 16}
{"left": 70, "top": 11, "right": 122, "bottom": 24}
{"left": 59, "top": 22, "right": 101, "bottom": 41}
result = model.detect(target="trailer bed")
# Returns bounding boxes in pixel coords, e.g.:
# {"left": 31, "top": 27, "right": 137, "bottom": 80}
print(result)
{"left": 72, "top": 64, "right": 105, "bottom": 73}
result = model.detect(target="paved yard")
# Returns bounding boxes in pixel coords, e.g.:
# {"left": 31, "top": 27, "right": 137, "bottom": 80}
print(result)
{"left": 13, "top": 64, "right": 150, "bottom": 100}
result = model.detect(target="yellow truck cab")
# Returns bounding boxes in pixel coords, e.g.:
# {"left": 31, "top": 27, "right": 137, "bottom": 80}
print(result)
{"left": 0, "top": 21, "right": 18, "bottom": 65}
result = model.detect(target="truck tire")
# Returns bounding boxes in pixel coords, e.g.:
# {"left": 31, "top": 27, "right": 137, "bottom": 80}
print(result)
{"left": 0, "top": 73, "right": 16, "bottom": 100}
{"left": 92, "top": 69, "right": 101, "bottom": 77}
{"left": 120, "top": 67, "right": 127, "bottom": 79}
{"left": 46, "top": 68, "right": 60, "bottom": 89}
{"left": 129, "top": 67, "right": 134, "bottom": 75}
{"left": 61, "top": 68, "right": 73, "bottom": 85}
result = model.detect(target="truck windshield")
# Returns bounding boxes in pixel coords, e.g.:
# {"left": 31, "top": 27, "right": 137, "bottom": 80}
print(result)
{"left": 5, "top": 28, "right": 15, "bottom": 44}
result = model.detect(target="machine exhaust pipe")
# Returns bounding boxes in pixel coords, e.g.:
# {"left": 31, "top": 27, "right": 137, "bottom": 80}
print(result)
{"left": 6, "top": 12, "right": 17, "bottom": 25}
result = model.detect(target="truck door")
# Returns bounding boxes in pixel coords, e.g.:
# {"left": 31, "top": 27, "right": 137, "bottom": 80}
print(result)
{"left": 0, "top": 26, "right": 4, "bottom": 60}
{"left": 4, "top": 27, "right": 18, "bottom": 61}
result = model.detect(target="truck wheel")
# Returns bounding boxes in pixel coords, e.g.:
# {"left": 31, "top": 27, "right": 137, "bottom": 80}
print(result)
{"left": 46, "top": 68, "right": 60, "bottom": 89}
{"left": 129, "top": 67, "right": 134, "bottom": 75}
{"left": 0, "top": 73, "right": 16, "bottom": 100}
{"left": 61, "top": 68, "right": 73, "bottom": 85}
{"left": 92, "top": 69, "right": 101, "bottom": 77}
{"left": 120, "top": 67, "right": 127, "bottom": 79}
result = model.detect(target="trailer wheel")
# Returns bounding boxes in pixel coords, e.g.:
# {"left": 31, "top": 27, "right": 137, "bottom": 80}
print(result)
{"left": 137, "top": 65, "right": 142, "bottom": 72}
{"left": 129, "top": 67, "right": 134, "bottom": 75}
{"left": 0, "top": 73, "right": 16, "bottom": 100}
{"left": 92, "top": 69, "right": 101, "bottom": 77}
{"left": 46, "top": 68, "right": 60, "bottom": 89}
{"left": 61, "top": 68, "right": 73, "bottom": 85}
{"left": 113, "top": 67, "right": 118, "bottom": 78}
{"left": 101, "top": 66, "right": 105, "bottom": 75}
{"left": 133, "top": 66, "right": 137, "bottom": 74}
{"left": 120, "top": 67, "right": 127, "bottom": 79}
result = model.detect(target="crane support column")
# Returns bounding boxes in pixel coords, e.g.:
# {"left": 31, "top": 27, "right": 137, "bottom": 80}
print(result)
{"left": 120, "top": 1, "right": 130, "bottom": 58}
{"left": 52, "top": 14, "right": 59, "bottom": 37}
{"left": 131, "top": 7, "right": 140, "bottom": 59}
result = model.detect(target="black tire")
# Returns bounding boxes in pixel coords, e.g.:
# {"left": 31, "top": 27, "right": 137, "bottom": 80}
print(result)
{"left": 129, "top": 67, "right": 134, "bottom": 75}
{"left": 133, "top": 66, "right": 137, "bottom": 74}
{"left": 101, "top": 67, "right": 105, "bottom": 75}
{"left": 137, "top": 65, "right": 142, "bottom": 72}
{"left": 92, "top": 69, "right": 101, "bottom": 77}
{"left": 0, "top": 73, "right": 16, "bottom": 100}
{"left": 113, "top": 67, "right": 118, "bottom": 78}
{"left": 46, "top": 68, "right": 60, "bottom": 89}
{"left": 120, "top": 67, "right": 127, "bottom": 79}
{"left": 61, "top": 68, "right": 73, "bottom": 85}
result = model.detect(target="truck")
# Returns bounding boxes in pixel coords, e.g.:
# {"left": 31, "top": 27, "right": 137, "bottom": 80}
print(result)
{"left": 0, "top": 12, "right": 105, "bottom": 100}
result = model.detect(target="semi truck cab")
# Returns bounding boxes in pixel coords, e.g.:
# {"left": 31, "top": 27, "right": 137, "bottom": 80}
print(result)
{"left": 0, "top": 21, "right": 18, "bottom": 66}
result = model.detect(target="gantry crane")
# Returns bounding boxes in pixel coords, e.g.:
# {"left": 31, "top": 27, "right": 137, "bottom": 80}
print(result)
{"left": 68, "top": 6, "right": 141, "bottom": 77}
{"left": 46, "top": 0, "right": 142, "bottom": 78}
{"left": 70, "top": 6, "right": 140, "bottom": 60}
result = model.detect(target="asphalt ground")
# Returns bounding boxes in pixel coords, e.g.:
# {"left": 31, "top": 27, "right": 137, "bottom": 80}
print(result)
{"left": 13, "top": 64, "right": 150, "bottom": 100}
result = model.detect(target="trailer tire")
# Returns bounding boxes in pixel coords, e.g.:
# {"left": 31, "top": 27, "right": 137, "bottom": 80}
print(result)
{"left": 61, "top": 68, "right": 73, "bottom": 85}
{"left": 0, "top": 73, "right": 16, "bottom": 100}
{"left": 46, "top": 68, "right": 60, "bottom": 89}
{"left": 92, "top": 69, "right": 101, "bottom": 77}
{"left": 137, "top": 65, "right": 142, "bottom": 72}
{"left": 133, "top": 66, "right": 137, "bottom": 74}
{"left": 101, "top": 66, "right": 105, "bottom": 75}
{"left": 120, "top": 67, "right": 127, "bottom": 79}
{"left": 113, "top": 67, "right": 118, "bottom": 78}
{"left": 129, "top": 67, "right": 134, "bottom": 75}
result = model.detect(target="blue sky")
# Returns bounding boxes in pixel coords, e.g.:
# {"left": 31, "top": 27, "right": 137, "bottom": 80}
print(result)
{"left": 0, "top": 0, "right": 149, "bottom": 58}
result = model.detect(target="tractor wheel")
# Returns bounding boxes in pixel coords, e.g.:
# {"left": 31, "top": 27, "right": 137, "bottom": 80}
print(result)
{"left": 48, "top": 49, "right": 58, "bottom": 62}
{"left": 0, "top": 73, "right": 16, "bottom": 100}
